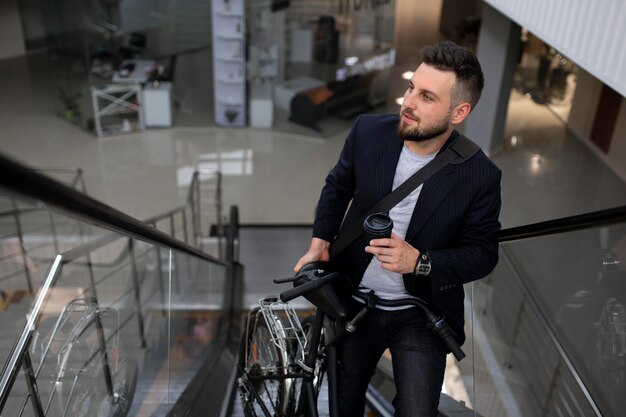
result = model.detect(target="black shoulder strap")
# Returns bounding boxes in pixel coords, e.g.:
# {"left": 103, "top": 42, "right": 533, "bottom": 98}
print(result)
{"left": 329, "top": 135, "right": 479, "bottom": 258}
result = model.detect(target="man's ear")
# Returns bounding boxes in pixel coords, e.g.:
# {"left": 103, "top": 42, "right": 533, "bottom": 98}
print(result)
{"left": 450, "top": 102, "right": 471, "bottom": 125}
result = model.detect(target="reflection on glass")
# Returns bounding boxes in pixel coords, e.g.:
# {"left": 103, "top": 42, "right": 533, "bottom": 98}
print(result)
{"left": 466, "top": 224, "right": 626, "bottom": 417}
{"left": 0, "top": 193, "right": 89, "bottom": 375}
{"left": 151, "top": 249, "right": 227, "bottom": 413}
{"left": 555, "top": 225, "right": 626, "bottom": 414}
{"left": 0, "top": 188, "right": 229, "bottom": 416}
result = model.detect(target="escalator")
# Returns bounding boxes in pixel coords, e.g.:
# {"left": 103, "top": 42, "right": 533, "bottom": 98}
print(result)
{"left": 215, "top": 204, "right": 626, "bottom": 417}
{"left": 1, "top": 151, "right": 625, "bottom": 417}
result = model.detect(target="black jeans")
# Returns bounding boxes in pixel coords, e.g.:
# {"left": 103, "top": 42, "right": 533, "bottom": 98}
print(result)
{"left": 337, "top": 302, "right": 448, "bottom": 417}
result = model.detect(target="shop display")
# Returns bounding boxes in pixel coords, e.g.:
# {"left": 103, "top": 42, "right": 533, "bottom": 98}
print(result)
{"left": 211, "top": 0, "right": 246, "bottom": 126}
{"left": 91, "top": 84, "right": 145, "bottom": 137}
{"left": 313, "top": 16, "right": 339, "bottom": 64}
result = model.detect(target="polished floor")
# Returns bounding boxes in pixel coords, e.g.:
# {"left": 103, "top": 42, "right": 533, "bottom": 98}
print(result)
{"left": 1, "top": 51, "right": 625, "bottom": 230}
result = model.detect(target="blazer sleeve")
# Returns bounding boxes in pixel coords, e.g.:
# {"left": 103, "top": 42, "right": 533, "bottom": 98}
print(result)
{"left": 312, "top": 117, "right": 360, "bottom": 242}
{"left": 428, "top": 168, "right": 502, "bottom": 293}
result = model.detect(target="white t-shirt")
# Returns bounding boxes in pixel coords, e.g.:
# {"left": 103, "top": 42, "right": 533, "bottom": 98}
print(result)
{"left": 359, "top": 143, "right": 436, "bottom": 303}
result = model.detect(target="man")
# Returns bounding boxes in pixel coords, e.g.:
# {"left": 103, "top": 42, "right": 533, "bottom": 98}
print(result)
{"left": 294, "top": 40, "right": 501, "bottom": 416}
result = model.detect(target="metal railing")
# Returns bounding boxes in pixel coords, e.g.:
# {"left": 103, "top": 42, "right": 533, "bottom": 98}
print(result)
{"left": 0, "top": 168, "right": 87, "bottom": 298}
{"left": 143, "top": 168, "right": 224, "bottom": 255}
{"left": 0, "top": 166, "right": 222, "bottom": 301}
{"left": 0, "top": 153, "right": 231, "bottom": 416}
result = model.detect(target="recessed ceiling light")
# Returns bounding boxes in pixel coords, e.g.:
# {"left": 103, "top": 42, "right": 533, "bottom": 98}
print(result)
{"left": 345, "top": 56, "right": 359, "bottom": 66}
{"left": 402, "top": 71, "right": 413, "bottom": 80}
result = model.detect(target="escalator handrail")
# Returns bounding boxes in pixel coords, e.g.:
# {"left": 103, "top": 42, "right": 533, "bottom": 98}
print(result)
{"left": 498, "top": 205, "right": 626, "bottom": 242}
{"left": 0, "top": 152, "right": 227, "bottom": 267}
{"left": 235, "top": 205, "right": 626, "bottom": 242}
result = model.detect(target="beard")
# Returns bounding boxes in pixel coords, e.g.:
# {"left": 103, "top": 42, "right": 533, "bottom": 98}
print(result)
{"left": 398, "top": 108, "right": 451, "bottom": 142}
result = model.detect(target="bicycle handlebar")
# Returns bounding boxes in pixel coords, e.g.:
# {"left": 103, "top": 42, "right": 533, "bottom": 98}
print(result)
{"left": 279, "top": 271, "right": 342, "bottom": 303}
{"left": 278, "top": 267, "right": 465, "bottom": 361}
{"left": 350, "top": 292, "right": 466, "bottom": 361}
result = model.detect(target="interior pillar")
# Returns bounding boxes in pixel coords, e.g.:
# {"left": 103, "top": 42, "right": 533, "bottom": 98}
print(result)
{"left": 463, "top": 3, "right": 521, "bottom": 154}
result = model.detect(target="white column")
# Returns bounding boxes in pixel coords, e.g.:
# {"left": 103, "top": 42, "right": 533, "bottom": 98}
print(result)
{"left": 0, "top": 0, "right": 26, "bottom": 60}
{"left": 464, "top": 3, "right": 521, "bottom": 154}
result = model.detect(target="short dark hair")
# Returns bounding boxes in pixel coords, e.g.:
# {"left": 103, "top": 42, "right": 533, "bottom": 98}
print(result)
{"left": 420, "top": 40, "right": 484, "bottom": 111}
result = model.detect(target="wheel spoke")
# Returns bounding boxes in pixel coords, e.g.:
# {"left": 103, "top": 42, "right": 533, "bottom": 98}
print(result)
{"left": 239, "top": 316, "right": 288, "bottom": 417}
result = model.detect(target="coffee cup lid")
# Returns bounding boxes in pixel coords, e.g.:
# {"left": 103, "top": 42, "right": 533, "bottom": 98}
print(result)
{"left": 363, "top": 212, "right": 393, "bottom": 233}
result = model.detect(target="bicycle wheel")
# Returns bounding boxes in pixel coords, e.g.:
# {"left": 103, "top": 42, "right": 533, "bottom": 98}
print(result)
{"left": 31, "top": 303, "right": 137, "bottom": 417}
{"left": 240, "top": 313, "right": 291, "bottom": 417}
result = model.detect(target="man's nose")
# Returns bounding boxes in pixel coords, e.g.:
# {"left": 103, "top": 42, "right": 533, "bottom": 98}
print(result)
{"left": 403, "top": 91, "right": 417, "bottom": 110}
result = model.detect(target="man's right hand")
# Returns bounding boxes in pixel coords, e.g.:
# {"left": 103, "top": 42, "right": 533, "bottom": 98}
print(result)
{"left": 294, "top": 237, "right": 331, "bottom": 273}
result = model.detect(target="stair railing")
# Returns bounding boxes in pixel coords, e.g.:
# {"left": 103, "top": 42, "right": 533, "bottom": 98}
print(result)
{"left": 0, "top": 153, "right": 231, "bottom": 416}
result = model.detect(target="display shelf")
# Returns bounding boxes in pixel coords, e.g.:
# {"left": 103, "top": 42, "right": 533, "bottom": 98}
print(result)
{"left": 100, "top": 121, "right": 143, "bottom": 135}
{"left": 213, "top": 0, "right": 243, "bottom": 14}
{"left": 212, "top": 0, "right": 246, "bottom": 126}
{"left": 216, "top": 32, "right": 244, "bottom": 40}
{"left": 215, "top": 10, "right": 242, "bottom": 17}
{"left": 216, "top": 96, "right": 245, "bottom": 105}
{"left": 248, "top": 0, "right": 279, "bottom": 127}
{"left": 217, "top": 77, "right": 245, "bottom": 84}
{"left": 91, "top": 84, "right": 145, "bottom": 137}
{"left": 216, "top": 55, "right": 244, "bottom": 63}
{"left": 98, "top": 107, "right": 139, "bottom": 116}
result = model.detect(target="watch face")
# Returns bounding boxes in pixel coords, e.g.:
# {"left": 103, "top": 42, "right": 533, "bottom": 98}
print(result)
{"left": 415, "top": 252, "right": 431, "bottom": 276}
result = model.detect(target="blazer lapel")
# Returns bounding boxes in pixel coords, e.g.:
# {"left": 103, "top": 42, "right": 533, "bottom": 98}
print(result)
{"left": 404, "top": 165, "right": 456, "bottom": 242}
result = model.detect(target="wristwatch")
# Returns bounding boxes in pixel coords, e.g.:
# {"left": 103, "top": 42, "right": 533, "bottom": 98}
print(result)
{"left": 414, "top": 252, "right": 431, "bottom": 277}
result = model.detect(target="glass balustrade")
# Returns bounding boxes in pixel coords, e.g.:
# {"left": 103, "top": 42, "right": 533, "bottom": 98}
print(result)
{"left": 0, "top": 192, "right": 87, "bottom": 377}
{"left": 0, "top": 187, "right": 229, "bottom": 417}
{"left": 5, "top": 160, "right": 621, "bottom": 417}
{"left": 463, "top": 223, "right": 625, "bottom": 417}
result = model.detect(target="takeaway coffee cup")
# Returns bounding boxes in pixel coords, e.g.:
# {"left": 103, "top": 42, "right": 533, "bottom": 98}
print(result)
{"left": 363, "top": 212, "right": 394, "bottom": 244}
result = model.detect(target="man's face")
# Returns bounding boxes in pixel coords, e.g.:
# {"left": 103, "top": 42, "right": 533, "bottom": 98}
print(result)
{"left": 398, "top": 63, "right": 457, "bottom": 142}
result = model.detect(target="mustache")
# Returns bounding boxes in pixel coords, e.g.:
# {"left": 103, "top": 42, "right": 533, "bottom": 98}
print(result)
{"left": 401, "top": 108, "right": 418, "bottom": 122}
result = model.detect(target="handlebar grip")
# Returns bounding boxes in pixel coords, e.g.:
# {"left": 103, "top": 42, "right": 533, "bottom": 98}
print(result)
{"left": 273, "top": 276, "right": 297, "bottom": 284}
{"left": 279, "top": 279, "right": 318, "bottom": 302}
{"left": 442, "top": 334, "right": 465, "bottom": 361}
{"left": 426, "top": 314, "right": 466, "bottom": 361}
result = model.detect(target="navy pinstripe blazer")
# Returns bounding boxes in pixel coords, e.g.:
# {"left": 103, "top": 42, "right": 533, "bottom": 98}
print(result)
{"left": 312, "top": 114, "right": 502, "bottom": 343}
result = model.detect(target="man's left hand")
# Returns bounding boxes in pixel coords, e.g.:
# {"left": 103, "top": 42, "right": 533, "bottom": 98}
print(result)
{"left": 365, "top": 233, "right": 420, "bottom": 274}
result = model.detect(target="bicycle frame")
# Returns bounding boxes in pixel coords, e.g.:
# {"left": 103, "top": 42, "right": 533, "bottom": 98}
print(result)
{"left": 238, "top": 265, "right": 466, "bottom": 417}
{"left": 238, "top": 296, "right": 338, "bottom": 417}
{"left": 294, "top": 308, "right": 340, "bottom": 417}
